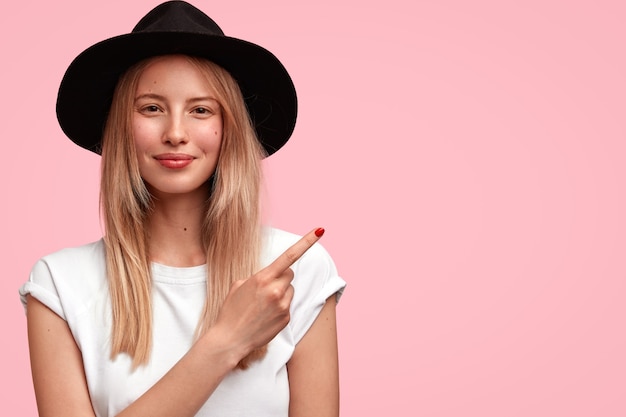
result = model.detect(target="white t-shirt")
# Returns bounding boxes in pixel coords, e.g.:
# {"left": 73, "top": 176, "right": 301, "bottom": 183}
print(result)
{"left": 20, "top": 227, "right": 345, "bottom": 417}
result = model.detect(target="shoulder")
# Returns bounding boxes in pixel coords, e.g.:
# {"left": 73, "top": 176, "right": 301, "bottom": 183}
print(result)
{"left": 39, "top": 239, "right": 105, "bottom": 262}
{"left": 33, "top": 240, "right": 106, "bottom": 296}
{"left": 35, "top": 239, "right": 106, "bottom": 276}
{"left": 22, "top": 239, "right": 107, "bottom": 320}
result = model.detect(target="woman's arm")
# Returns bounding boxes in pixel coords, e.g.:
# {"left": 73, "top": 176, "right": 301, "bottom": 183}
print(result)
{"left": 287, "top": 295, "right": 340, "bottom": 417}
{"left": 27, "top": 295, "right": 97, "bottom": 417}
{"left": 27, "top": 294, "right": 245, "bottom": 417}
{"left": 26, "top": 272, "right": 281, "bottom": 417}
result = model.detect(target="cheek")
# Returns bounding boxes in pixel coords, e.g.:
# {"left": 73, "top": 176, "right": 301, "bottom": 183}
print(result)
{"left": 196, "top": 121, "right": 223, "bottom": 151}
{"left": 131, "top": 119, "right": 154, "bottom": 153}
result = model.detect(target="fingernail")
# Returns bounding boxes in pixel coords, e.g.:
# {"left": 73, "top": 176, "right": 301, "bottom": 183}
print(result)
{"left": 315, "top": 227, "right": 325, "bottom": 237}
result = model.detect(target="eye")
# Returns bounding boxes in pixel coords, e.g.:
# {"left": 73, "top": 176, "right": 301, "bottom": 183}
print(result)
{"left": 192, "top": 107, "right": 212, "bottom": 115}
{"left": 136, "top": 104, "right": 162, "bottom": 114}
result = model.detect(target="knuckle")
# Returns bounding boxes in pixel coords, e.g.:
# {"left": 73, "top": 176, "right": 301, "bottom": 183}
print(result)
{"left": 304, "top": 234, "right": 317, "bottom": 247}
{"left": 279, "top": 288, "right": 292, "bottom": 311}
{"left": 280, "top": 298, "right": 291, "bottom": 313}
{"left": 284, "top": 249, "right": 299, "bottom": 265}
{"left": 278, "top": 310, "right": 291, "bottom": 327}
{"left": 287, "top": 284, "right": 294, "bottom": 299}
{"left": 283, "top": 267, "right": 294, "bottom": 280}
{"left": 268, "top": 286, "right": 283, "bottom": 301}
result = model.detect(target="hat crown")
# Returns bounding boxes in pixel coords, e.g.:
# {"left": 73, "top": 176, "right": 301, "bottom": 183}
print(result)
{"left": 133, "top": 1, "right": 224, "bottom": 36}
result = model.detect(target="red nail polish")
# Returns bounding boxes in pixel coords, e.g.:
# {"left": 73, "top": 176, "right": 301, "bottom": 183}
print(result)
{"left": 315, "top": 227, "right": 325, "bottom": 237}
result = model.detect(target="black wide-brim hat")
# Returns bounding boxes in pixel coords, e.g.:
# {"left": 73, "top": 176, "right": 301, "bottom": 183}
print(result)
{"left": 56, "top": 0, "right": 297, "bottom": 156}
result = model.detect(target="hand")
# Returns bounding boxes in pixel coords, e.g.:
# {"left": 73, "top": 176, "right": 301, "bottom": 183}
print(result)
{"left": 213, "top": 228, "right": 326, "bottom": 363}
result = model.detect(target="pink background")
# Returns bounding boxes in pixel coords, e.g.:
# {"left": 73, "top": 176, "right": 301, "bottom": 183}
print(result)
{"left": 2, "top": 0, "right": 625, "bottom": 415}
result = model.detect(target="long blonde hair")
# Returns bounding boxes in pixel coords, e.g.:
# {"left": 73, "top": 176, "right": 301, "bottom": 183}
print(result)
{"left": 100, "top": 55, "right": 266, "bottom": 369}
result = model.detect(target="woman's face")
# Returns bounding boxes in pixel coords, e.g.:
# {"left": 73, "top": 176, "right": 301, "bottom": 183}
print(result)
{"left": 132, "top": 55, "right": 223, "bottom": 198}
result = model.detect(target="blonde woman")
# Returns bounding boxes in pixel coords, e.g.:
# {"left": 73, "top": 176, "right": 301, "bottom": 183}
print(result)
{"left": 20, "top": 2, "right": 345, "bottom": 416}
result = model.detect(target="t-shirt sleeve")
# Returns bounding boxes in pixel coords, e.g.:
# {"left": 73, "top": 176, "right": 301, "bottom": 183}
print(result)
{"left": 19, "top": 259, "right": 66, "bottom": 320}
{"left": 289, "top": 242, "right": 346, "bottom": 345}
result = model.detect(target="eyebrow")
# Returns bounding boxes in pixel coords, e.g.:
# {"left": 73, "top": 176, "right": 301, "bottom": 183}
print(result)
{"left": 134, "top": 93, "right": 219, "bottom": 104}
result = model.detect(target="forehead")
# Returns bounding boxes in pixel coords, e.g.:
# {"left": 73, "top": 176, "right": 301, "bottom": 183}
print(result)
{"left": 135, "top": 55, "right": 217, "bottom": 96}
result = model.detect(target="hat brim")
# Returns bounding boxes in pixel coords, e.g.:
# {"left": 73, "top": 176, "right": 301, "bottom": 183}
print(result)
{"left": 56, "top": 31, "right": 297, "bottom": 156}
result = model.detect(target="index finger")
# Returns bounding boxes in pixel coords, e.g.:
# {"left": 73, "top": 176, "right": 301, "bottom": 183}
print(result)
{"left": 264, "top": 227, "right": 325, "bottom": 276}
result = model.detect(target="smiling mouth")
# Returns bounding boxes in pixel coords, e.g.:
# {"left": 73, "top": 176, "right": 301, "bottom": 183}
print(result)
{"left": 154, "top": 154, "right": 194, "bottom": 169}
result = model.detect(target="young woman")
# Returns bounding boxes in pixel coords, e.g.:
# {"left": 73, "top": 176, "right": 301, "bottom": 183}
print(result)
{"left": 19, "top": 2, "right": 345, "bottom": 416}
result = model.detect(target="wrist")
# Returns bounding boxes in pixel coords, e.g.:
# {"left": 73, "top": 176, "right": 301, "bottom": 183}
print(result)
{"left": 199, "top": 325, "right": 250, "bottom": 371}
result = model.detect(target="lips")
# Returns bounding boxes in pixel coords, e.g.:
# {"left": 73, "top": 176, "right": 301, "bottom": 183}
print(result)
{"left": 154, "top": 153, "right": 194, "bottom": 169}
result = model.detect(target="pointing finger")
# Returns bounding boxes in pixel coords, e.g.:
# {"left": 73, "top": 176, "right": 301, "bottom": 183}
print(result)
{"left": 263, "top": 227, "right": 325, "bottom": 277}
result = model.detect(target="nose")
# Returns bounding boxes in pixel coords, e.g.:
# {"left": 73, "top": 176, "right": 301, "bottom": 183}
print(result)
{"left": 164, "top": 113, "right": 188, "bottom": 146}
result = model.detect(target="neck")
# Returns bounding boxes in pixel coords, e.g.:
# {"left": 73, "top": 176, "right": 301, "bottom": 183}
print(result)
{"left": 146, "top": 188, "right": 209, "bottom": 267}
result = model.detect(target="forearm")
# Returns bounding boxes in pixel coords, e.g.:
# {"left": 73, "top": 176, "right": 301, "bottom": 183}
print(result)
{"left": 29, "top": 294, "right": 247, "bottom": 417}
{"left": 116, "top": 326, "right": 246, "bottom": 417}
